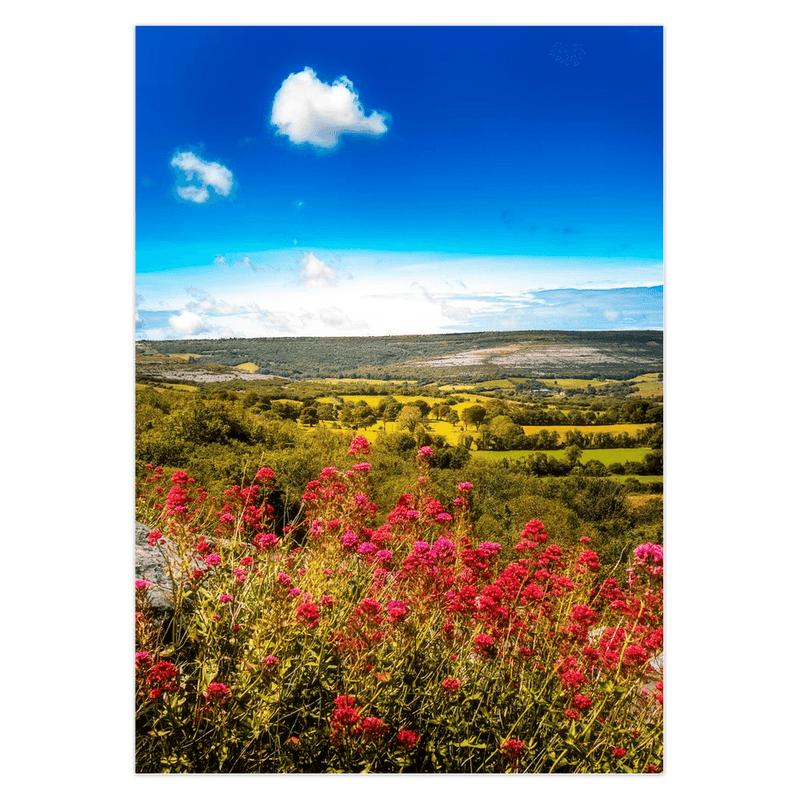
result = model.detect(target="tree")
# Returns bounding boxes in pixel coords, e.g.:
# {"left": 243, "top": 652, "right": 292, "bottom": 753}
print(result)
{"left": 411, "top": 399, "right": 431, "bottom": 418}
{"left": 461, "top": 405, "right": 487, "bottom": 430}
{"left": 298, "top": 406, "right": 318, "bottom": 426}
{"left": 487, "top": 415, "right": 524, "bottom": 449}
{"left": 396, "top": 405, "right": 423, "bottom": 433}
{"left": 564, "top": 444, "right": 583, "bottom": 465}
{"left": 377, "top": 396, "right": 402, "bottom": 422}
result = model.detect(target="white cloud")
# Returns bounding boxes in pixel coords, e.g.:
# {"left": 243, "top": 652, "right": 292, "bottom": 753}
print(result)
{"left": 412, "top": 282, "right": 471, "bottom": 321}
{"left": 214, "top": 255, "right": 228, "bottom": 267}
{"left": 271, "top": 67, "right": 388, "bottom": 149}
{"left": 171, "top": 151, "right": 234, "bottom": 203}
{"left": 168, "top": 310, "right": 210, "bottom": 335}
{"left": 300, "top": 252, "right": 338, "bottom": 287}
{"left": 185, "top": 288, "right": 259, "bottom": 316}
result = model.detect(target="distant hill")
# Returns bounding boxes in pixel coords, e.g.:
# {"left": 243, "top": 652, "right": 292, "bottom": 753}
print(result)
{"left": 137, "top": 330, "right": 663, "bottom": 383}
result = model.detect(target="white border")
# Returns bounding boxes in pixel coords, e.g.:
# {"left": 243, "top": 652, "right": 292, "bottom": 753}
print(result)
{"left": 5, "top": 2, "right": 796, "bottom": 798}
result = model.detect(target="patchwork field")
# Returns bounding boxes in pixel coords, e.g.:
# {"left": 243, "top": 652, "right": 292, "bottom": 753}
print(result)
{"left": 472, "top": 447, "right": 654, "bottom": 465}
{"left": 521, "top": 424, "right": 651, "bottom": 440}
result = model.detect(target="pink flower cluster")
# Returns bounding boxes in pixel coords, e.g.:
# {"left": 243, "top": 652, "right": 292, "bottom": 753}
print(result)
{"left": 348, "top": 435, "right": 371, "bottom": 456}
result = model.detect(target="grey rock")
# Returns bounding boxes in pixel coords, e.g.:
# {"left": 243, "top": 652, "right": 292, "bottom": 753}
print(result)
{"left": 135, "top": 521, "right": 175, "bottom": 624}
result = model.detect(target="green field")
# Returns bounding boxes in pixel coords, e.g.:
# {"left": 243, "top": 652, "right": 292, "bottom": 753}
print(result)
{"left": 472, "top": 447, "right": 653, "bottom": 465}
{"left": 135, "top": 382, "right": 198, "bottom": 393}
{"left": 630, "top": 373, "right": 663, "bottom": 398}
{"left": 521, "top": 424, "right": 650, "bottom": 440}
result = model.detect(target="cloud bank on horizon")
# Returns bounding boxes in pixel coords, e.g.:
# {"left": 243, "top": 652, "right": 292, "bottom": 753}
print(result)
{"left": 136, "top": 248, "right": 663, "bottom": 340}
{"left": 136, "top": 27, "right": 663, "bottom": 339}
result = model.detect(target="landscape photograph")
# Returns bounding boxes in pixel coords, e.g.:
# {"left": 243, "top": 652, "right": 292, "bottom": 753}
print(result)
{"left": 135, "top": 25, "right": 664, "bottom": 773}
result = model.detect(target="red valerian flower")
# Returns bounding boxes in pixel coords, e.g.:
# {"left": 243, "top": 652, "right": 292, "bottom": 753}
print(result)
{"left": 576, "top": 549, "right": 601, "bottom": 573}
{"left": 255, "top": 466, "right": 275, "bottom": 483}
{"left": 572, "top": 694, "right": 593, "bottom": 711}
{"left": 386, "top": 600, "right": 409, "bottom": 621}
{"left": 442, "top": 677, "right": 462, "bottom": 694}
{"left": 253, "top": 532, "right": 279, "bottom": 549}
{"left": 612, "top": 748, "right": 627, "bottom": 758}
{"left": 569, "top": 604, "right": 598, "bottom": 626}
{"left": 396, "top": 730, "right": 419, "bottom": 751}
{"left": 623, "top": 644, "right": 650, "bottom": 665}
{"left": 560, "top": 670, "right": 587, "bottom": 688}
{"left": 348, "top": 435, "right": 371, "bottom": 455}
{"left": 330, "top": 695, "right": 363, "bottom": 747}
{"left": 147, "top": 660, "right": 179, "bottom": 698}
{"left": 204, "top": 682, "right": 230, "bottom": 703}
{"left": 147, "top": 529, "right": 162, "bottom": 546}
{"left": 170, "top": 470, "right": 190, "bottom": 485}
{"left": 361, "top": 716, "right": 390, "bottom": 742}
{"left": 219, "top": 594, "right": 233, "bottom": 603}
{"left": 473, "top": 633, "right": 496, "bottom": 657}
{"left": 500, "top": 738, "right": 527, "bottom": 761}
{"left": 296, "top": 602, "right": 320, "bottom": 628}
{"left": 135, "top": 580, "right": 152, "bottom": 591}
{"left": 135, "top": 651, "right": 152, "bottom": 670}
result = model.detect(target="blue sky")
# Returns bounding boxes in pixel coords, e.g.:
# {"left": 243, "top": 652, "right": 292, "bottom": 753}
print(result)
{"left": 136, "top": 26, "right": 662, "bottom": 339}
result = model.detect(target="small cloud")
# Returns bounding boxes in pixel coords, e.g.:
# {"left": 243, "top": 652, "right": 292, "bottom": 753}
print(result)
{"left": 300, "top": 252, "right": 338, "bottom": 288}
{"left": 171, "top": 151, "right": 234, "bottom": 204}
{"left": 604, "top": 309, "right": 621, "bottom": 321}
{"left": 214, "top": 253, "right": 270, "bottom": 272}
{"left": 168, "top": 309, "right": 210, "bottom": 335}
{"left": 185, "top": 288, "right": 258, "bottom": 316}
{"left": 271, "top": 66, "right": 389, "bottom": 149}
{"left": 412, "top": 282, "right": 470, "bottom": 321}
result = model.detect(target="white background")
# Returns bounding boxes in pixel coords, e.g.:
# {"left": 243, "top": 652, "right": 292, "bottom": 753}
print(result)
{"left": 3, "top": 1, "right": 796, "bottom": 798}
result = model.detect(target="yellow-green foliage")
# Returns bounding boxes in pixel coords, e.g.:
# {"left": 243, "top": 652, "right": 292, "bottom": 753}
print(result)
{"left": 539, "top": 378, "right": 618, "bottom": 391}
{"left": 235, "top": 362, "right": 259, "bottom": 373}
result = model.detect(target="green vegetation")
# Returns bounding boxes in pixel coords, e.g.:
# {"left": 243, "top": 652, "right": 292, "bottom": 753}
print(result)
{"left": 136, "top": 383, "right": 662, "bottom": 580}
{"left": 135, "top": 333, "right": 663, "bottom": 774}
